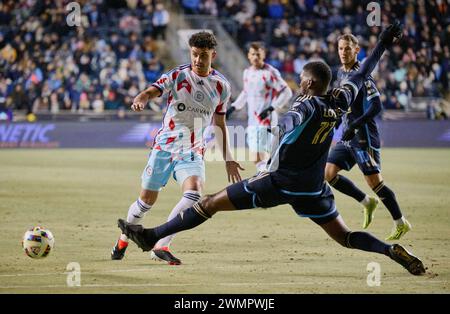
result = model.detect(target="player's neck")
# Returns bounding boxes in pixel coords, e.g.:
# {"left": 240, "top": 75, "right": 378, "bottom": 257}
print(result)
{"left": 343, "top": 60, "right": 358, "bottom": 72}
{"left": 192, "top": 66, "right": 212, "bottom": 77}
{"left": 251, "top": 62, "right": 265, "bottom": 70}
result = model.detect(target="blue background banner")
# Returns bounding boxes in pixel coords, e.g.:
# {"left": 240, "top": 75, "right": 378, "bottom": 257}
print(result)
{"left": 0, "top": 121, "right": 449, "bottom": 149}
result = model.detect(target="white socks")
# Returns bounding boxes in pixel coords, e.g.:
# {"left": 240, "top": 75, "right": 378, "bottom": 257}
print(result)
{"left": 394, "top": 216, "right": 407, "bottom": 226}
{"left": 155, "top": 190, "right": 201, "bottom": 248}
{"left": 121, "top": 198, "right": 152, "bottom": 242}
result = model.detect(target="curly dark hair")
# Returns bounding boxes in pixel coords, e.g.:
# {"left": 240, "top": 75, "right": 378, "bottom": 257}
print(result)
{"left": 188, "top": 31, "right": 218, "bottom": 50}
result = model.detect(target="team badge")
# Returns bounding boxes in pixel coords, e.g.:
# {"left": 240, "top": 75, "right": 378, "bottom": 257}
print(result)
{"left": 177, "top": 103, "right": 186, "bottom": 111}
{"left": 145, "top": 166, "right": 153, "bottom": 176}
{"left": 194, "top": 91, "right": 205, "bottom": 102}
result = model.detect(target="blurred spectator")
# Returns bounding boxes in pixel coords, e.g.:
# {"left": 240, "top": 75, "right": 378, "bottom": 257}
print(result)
{"left": 2, "top": 0, "right": 168, "bottom": 118}
{"left": 201, "top": 0, "right": 449, "bottom": 108}
{"left": 152, "top": 3, "right": 170, "bottom": 40}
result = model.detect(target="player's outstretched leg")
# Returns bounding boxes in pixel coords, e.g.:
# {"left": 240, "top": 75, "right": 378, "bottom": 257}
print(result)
{"left": 118, "top": 188, "right": 237, "bottom": 253}
{"left": 117, "top": 219, "right": 156, "bottom": 252}
{"left": 318, "top": 215, "right": 425, "bottom": 275}
{"left": 112, "top": 196, "right": 153, "bottom": 260}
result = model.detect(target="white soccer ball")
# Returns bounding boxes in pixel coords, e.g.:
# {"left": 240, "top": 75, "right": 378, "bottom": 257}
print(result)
{"left": 22, "top": 226, "right": 55, "bottom": 259}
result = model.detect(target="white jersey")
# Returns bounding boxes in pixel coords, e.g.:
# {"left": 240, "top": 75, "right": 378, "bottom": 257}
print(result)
{"left": 232, "top": 63, "right": 292, "bottom": 126}
{"left": 151, "top": 64, "right": 231, "bottom": 158}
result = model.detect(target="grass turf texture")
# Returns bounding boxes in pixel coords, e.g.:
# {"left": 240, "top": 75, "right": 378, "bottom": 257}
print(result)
{"left": 0, "top": 148, "right": 448, "bottom": 293}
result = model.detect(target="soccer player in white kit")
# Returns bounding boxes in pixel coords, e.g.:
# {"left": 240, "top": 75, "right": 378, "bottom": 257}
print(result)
{"left": 111, "top": 32, "right": 244, "bottom": 264}
{"left": 226, "top": 42, "right": 293, "bottom": 171}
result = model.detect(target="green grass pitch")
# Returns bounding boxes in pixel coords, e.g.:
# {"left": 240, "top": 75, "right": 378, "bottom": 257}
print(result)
{"left": 0, "top": 148, "right": 449, "bottom": 293}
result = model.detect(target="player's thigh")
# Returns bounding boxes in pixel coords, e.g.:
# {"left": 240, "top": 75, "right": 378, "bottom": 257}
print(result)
{"left": 352, "top": 147, "right": 381, "bottom": 178}
{"left": 173, "top": 157, "right": 205, "bottom": 189}
{"left": 290, "top": 186, "right": 340, "bottom": 225}
{"left": 141, "top": 150, "right": 174, "bottom": 192}
{"left": 327, "top": 142, "right": 356, "bottom": 173}
{"left": 227, "top": 172, "right": 287, "bottom": 210}
{"left": 200, "top": 188, "right": 236, "bottom": 216}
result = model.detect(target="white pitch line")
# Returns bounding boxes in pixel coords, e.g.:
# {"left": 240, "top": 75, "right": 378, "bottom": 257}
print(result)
{"left": 0, "top": 281, "right": 447, "bottom": 290}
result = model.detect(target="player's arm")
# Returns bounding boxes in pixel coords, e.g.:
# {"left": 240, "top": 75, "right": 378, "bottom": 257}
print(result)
{"left": 226, "top": 90, "right": 246, "bottom": 119}
{"left": 131, "top": 86, "right": 161, "bottom": 111}
{"left": 213, "top": 113, "right": 245, "bottom": 183}
{"left": 336, "top": 21, "right": 403, "bottom": 110}
{"left": 259, "top": 70, "right": 293, "bottom": 119}
{"left": 341, "top": 82, "right": 383, "bottom": 141}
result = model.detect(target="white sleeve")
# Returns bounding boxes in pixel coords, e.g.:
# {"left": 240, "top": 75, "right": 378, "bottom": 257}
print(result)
{"left": 272, "top": 86, "right": 293, "bottom": 113}
{"left": 231, "top": 90, "right": 247, "bottom": 110}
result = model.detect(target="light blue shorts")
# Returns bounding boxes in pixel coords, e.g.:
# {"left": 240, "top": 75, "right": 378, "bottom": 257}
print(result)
{"left": 141, "top": 150, "right": 205, "bottom": 191}
{"left": 247, "top": 125, "right": 272, "bottom": 153}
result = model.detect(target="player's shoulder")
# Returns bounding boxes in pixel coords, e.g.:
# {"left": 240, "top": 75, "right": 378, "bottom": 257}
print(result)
{"left": 211, "top": 69, "right": 231, "bottom": 89}
{"left": 264, "top": 63, "right": 281, "bottom": 75}
{"left": 290, "top": 95, "right": 316, "bottom": 116}
{"left": 162, "top": 63, "right": 190, "bottom": 78}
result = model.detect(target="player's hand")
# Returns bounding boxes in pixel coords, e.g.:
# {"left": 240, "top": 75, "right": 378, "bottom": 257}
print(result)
{"left": 341, "top": 125, "right": 357, "bottom": 141}
{"left": 258, "top": 106, "right": 274, "bottom": 120}
{"left": 131, "top": 93, "right": 149, "bottom": 111}
{"left": 226, "top": 106, "right": 236, "bottom": 120}
{"left": 379, "top": 20, "right": 403, "bottom": 47}
{"left": 225, "top": 160, "right": 245, "bottom": 183}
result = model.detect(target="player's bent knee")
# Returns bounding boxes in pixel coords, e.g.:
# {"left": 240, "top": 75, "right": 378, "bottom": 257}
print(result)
{"left": 198, "top": 194, "right": 219, "bottom": 216}
{"left": 325, "top": 163, "right": 339, "bottom": 182}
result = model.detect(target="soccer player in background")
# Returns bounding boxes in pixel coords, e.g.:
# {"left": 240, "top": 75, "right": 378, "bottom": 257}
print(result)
{"left": 226, "top": 42, "right": 293, "bottom": 172}
{"left": 111, "top": 31, "right": 244, "bottom": 264}
{"left": 118, "top": 22, "right": 426, "bottom": 276}
{"left": 325, "top": 34, "right": 411, "bottom": 240}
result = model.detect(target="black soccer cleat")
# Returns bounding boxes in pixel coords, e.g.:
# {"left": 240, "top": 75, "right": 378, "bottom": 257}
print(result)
{"left": 389, "top": 244, "right": 426, "bottom": 276}
{"left": 117, "top": 219, "right": 156, "bottom": 252}
{"left": 111, "top": 240, "right": 127, "bottom": 260}
{"left": 151, "top": 247, "right": 182, "bottom": 265}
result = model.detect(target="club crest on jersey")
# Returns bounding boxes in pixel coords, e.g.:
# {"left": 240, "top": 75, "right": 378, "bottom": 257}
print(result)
{"left": 194, "top": 91, "right": 205, "bottom": 102}
{"left": 177, "top": 103, "right": 186, "bottom": 112}
{"left": 145, "top": 166, "right": 153, "bottom": 176}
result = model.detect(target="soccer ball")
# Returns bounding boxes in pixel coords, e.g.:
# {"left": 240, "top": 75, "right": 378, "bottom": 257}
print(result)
{"left": 22, "top": 226, "right": 55, "bottom": 259}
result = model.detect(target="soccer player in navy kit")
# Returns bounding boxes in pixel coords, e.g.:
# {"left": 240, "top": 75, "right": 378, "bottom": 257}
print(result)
{"left": 325, "top": 34, "right": 411, "bottom": 240}
{"left": 118, "top": 23, "right": 425, "bottom": 276}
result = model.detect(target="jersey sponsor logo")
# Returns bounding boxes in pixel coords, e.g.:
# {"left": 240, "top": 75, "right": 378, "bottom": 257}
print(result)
{"left": 176, "top": 102, "right": 211, "bottom": 115}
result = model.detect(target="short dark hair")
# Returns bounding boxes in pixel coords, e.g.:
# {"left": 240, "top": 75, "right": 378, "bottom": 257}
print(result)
{"left": 189, "top": 31, "right": 217, "bottom": 49}
{"left": 337, "top": 34, "right": 359, "bottom": 46}
{"left": 303, "top": 61, "right": 332, "bottom": 93}
{"left": 248, "top": 41, "right": 265, "bottom": 52}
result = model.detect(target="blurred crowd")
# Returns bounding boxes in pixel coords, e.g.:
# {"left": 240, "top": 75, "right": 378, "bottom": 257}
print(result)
{"left": 182, "top": 0, "right": 450, "bottom": 112}
{"left": 1, "top": 0, "right": 449, "bottom": 122}
{"left": 0, "top": 0, "right": 170, "bottom": 121}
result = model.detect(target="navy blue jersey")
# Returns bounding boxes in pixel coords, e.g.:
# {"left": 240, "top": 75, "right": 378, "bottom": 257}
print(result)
{"left": 267, "top": 87, "right": 354, "bottom": 194}
{"left": 336, "top": 61, "right": 382, "bottom": 149}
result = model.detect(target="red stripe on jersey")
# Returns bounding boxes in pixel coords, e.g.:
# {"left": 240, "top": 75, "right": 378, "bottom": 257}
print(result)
{"left": 154, "top": 145, "right": 162, "bottom": 150}
{"left": 166, "top": 137, "right": 176, "bottom": 144}
{"left": 216, "top": 81, "right": 223, "bottom": 96}
{"left": 215, "top": 102, "right": 224, "bottom": 113}
{"left": 177, "top": 79, "right": 192, "bottom": 93}
{"left": 190, "top": 131, "right": 195, "bottom": 147}
{"left": 172, "top": 70, "right": 179, "bottom": 81}
{"left": 169, "top": 119, "right": 175, "bottom": 130}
